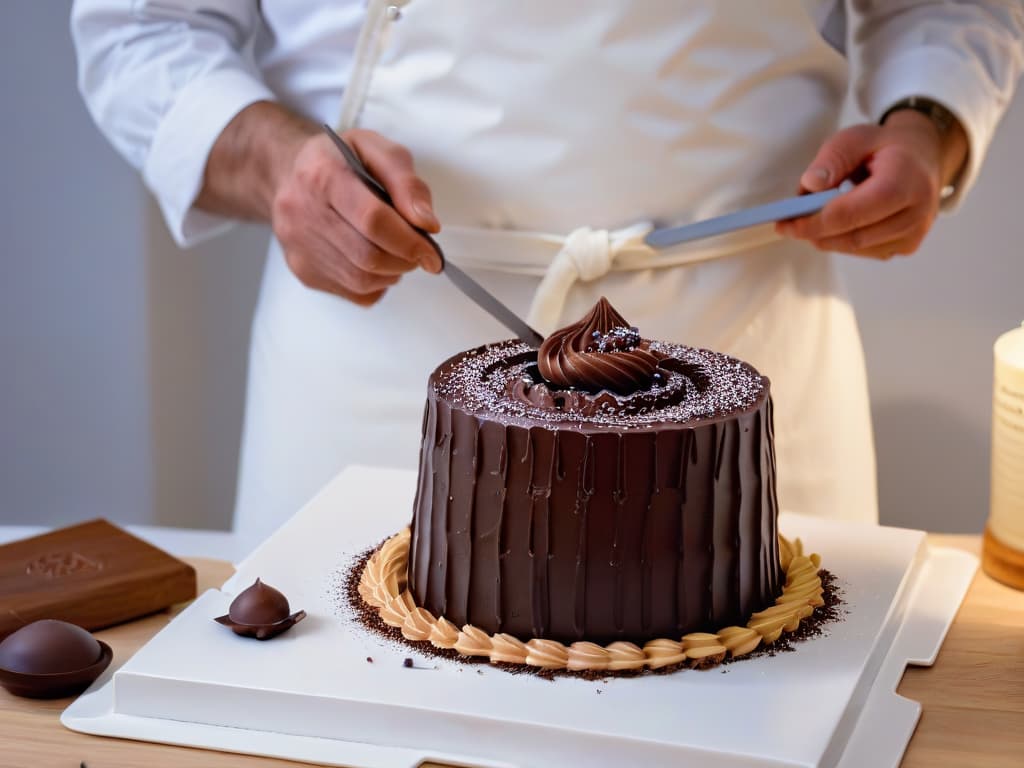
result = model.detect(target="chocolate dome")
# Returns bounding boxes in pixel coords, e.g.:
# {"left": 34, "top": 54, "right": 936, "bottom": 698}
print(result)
{"left": 0, "top": 620, "right": 103, "bottom": 676}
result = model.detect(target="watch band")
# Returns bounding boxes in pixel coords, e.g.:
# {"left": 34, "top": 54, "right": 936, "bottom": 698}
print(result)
{"left": 880, "top": 96, "right": 957, "bottom": 137}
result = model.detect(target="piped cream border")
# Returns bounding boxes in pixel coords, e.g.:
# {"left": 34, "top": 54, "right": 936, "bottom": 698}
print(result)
{"left": 358, "top": 529, "right": 824, "bottom": 672}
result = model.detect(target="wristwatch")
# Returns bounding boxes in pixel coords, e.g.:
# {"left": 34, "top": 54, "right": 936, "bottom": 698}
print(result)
{"left": 880, "top": 96, "right": 960, "bottom": 198}
{"left": 880, "top": 96, "right": 957, "bottom": 136}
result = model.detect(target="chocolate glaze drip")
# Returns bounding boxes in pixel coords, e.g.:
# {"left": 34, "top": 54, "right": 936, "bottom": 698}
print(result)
{"left": 409, "top": 341, "right": 783, "bottom": 644}
{"left": 538, "top": 297, "right": 660, "bottom": 394}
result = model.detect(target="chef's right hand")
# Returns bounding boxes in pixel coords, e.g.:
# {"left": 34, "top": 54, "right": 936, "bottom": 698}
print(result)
{"left": 271, "top": 128, "right": 442, "bottom": 306}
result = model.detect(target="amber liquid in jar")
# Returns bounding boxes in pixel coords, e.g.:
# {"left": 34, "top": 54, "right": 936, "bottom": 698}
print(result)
{"left": 985, "top": 323, "right": 1024, "bottom": 590}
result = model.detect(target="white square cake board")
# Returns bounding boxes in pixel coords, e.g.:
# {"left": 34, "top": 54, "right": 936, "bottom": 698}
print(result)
{"left": 63, "top": 465, "right": 977, "bottom": 768}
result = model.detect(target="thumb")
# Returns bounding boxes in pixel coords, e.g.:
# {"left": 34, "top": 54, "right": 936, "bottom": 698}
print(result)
{"left": 347, "top": 130, "right": 441, "bottom": 233}
{"left": 800, "top": 124, "right": 882, "bottom": 192}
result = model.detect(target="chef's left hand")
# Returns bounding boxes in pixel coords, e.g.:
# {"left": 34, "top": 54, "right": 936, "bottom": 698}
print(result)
{"left": 776, "top": 110, "right": 966, "bottom": 260}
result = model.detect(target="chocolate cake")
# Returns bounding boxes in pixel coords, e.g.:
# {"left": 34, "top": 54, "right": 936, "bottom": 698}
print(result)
{"left": 406, "top": 298, "right": 782, "bottom": 645}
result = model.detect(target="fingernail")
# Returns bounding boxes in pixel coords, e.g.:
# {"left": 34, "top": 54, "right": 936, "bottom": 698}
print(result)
{"left": 414, "top": 201, "right": 439, "bottom": 231}
{"left": 417, "top": 245, "right": 443, "bottom": 274}
{"left": 802, "top": 167, "right": 831, "bottom": 190}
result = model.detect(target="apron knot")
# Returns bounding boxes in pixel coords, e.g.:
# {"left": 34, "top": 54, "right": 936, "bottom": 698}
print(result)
{"left": 527, "top": 222, "right": 652, "bottom": 335}
{"left": 563, "top": 226, "right": 614, "bottom": 282}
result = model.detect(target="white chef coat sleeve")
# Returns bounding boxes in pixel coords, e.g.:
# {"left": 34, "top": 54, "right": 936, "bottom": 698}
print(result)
{"left": 851, "top": 0, "right": 1024, "bottom": 209}
{"left": 71, "top": 0, "right": 276, "bottom": 246}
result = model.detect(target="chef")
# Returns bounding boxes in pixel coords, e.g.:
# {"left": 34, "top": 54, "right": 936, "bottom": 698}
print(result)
{"left": 73, "top": 1, "right": 1022, "bottom": 548}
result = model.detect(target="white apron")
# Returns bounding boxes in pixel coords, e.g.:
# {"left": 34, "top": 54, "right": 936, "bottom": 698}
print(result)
{"left": 233, "top": 0, "right": 878, "bottom": 549}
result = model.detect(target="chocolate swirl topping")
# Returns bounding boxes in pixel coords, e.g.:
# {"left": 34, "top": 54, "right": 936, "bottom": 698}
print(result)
{"left": 538, "top": 297, "right": 661, "bottom": 394}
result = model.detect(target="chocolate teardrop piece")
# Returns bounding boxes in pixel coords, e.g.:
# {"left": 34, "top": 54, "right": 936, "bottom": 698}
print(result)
{"left": 227, "top": 578, "right": 292, "bottom": 626}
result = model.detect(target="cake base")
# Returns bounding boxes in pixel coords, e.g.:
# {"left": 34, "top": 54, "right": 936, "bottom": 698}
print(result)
{"left": 355, "top": 528, "right": 825, "bottom": 673}
{"left": 62, "top": 466, "right": 979, "bottom": 768}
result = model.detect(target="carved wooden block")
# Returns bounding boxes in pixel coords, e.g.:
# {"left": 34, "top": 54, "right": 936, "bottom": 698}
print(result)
{"left": 0, "top": 519, "right": 197, "bottom": 639}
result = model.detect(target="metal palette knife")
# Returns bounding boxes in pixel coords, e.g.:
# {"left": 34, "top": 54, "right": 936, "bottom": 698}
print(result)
{"left": 645, "top": 180, "right": 855, "bottom": 249}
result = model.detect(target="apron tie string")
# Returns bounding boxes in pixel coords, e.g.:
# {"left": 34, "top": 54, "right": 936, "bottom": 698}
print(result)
{"left": 526, "top": 221, "right": 652, "bottom": 335}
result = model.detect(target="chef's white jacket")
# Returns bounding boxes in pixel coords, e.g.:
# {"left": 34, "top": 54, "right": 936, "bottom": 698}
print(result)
{"left": 72, "top": 0, "right": 1024, "bottom": 248}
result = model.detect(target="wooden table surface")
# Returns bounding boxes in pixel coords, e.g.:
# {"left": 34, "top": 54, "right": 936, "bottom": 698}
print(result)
{"left": 2, "top": 535, "right": 1022, "bottom": 768}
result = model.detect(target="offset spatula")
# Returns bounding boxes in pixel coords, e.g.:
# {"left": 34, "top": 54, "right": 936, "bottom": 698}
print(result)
{"left": 321, "top": 125, "right": 544, "bottom": 347}
{"left": 645, "top": 180, "right": 855, "bottom": 249}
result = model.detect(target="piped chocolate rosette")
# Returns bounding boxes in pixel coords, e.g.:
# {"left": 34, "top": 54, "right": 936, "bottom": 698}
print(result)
{"left": 538, "top": 297, "right": 660, "bottom": 393}
{"left": 509, "top": 297, "right": 703, "bottom": 418}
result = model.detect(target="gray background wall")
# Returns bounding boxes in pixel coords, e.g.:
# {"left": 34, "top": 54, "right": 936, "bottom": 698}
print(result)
{"left": 1, "top": 2, "right": 1021, "bottom": 534}
{"left": 1, "top": 1, "right": 266, "bottom": 531}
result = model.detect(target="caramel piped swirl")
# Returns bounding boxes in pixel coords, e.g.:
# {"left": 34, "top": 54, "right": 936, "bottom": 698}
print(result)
{"left": 538, "top": 297, "right": 660, "bottom": 394}
{"left": 357, "top": 528, "right": 825, "bottom": 673}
